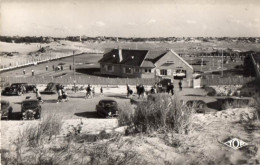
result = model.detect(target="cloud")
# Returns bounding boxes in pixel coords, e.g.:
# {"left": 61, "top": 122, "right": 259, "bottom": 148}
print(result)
{"left": 186, "top": 20, "right": 196, "bottom": 24}
{"left": 147, "top": 19, "right": 156, "bottom": 24}
{"left": 96, "top": 21, "right": 106, "bottom": 27}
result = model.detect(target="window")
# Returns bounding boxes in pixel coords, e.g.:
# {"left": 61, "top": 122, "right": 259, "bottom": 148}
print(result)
{"left": 101, "top": 64, "right": 105, "bottom": 68}
{"left": 160, "top": 69, "right": 167, "bottom": 75}
{"left": 125, "top": 67, "right": 132, "bottom": 74}
{"left": 148, "top": 69, "right": 151, "bottom": 73}
{"left": 135, "top": 68, "right": 140, "bottom": 73}
{"left": 107, "top": 65, "right": 114, "bottom": 72}
{"left": 145, "top": 69, "right": 148, "bottom": 73}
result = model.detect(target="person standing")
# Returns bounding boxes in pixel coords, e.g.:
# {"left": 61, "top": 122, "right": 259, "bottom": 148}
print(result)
{"left": 170, "top": 83, "right": 174, "bottom": 95}
{"left": 31, "top": 69, "right": 34, "bottom": 76}
{"left": 23, "top": 69, "right": 26, "bottom": 75}
{"left": 36, "top": 88, "right": 43, "bottom": 103}
{"left": 166, "top": 83, "right": 170, "bottom": 94}
{"left": 46, "top": 65, "right": 48, "bottom": 71}
{"left": 57, "top": 88, "right": 62, "bottom": 103}
{"left": 100, "top": 86, "right": 103, "bottom": 96}
{"left": 92, "top": 87, "right": 95, "bottom": 97}
{"left": 70, "top": 65, "right": 72, "bottom": 70}
{"left": 61, "top": 65, "right": 63, "bottom": 70}
{"left": 179, "top": 80, "right": 182, "bottom": 91}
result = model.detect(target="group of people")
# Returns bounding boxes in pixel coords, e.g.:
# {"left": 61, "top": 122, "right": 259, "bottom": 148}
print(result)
{"left": 126, "top": 84, "right": 146, "bottom": 99}
{"left": 85, "top": 84, "right": 100, "bottom": 99}
{"left": 127, "top": 80, "right": 183, "bottom": 98}
{"left": 57, "top": 85, "right": 68, "bottom": 102}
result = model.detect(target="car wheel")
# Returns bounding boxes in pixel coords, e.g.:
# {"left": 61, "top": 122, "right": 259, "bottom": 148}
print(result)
{"left": 35, "top": 113, "right": 41, "bottom": 119}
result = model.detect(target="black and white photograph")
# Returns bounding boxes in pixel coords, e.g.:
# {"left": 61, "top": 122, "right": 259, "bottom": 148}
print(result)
{"left": 1, "top": 0, "right": 260, "bottom": 164}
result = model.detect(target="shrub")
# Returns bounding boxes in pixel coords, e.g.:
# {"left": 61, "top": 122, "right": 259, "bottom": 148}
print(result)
{"left": 22, "top": 113, "right": 63, "bottom": 147}
{"left": 119, "top": 94, "right": 195, "bottom": 134}
{"left": 253, "top": 95, "right": 260, "bottom": 120}
{"left": 204, "top": 87, "right": 216, "bottom": 96}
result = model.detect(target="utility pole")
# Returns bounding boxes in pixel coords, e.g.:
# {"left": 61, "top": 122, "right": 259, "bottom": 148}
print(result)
{"left": 201, "top": 58, "right": 203, "bottom": 72}
{"left": 221, "top": 49, "right": 224, "bottom": 77}
{"left": 73, "top": 51, "right": 76, "bottom": 93}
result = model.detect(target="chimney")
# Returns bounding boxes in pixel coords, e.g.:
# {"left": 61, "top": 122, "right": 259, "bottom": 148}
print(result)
{"left": 118, "top": 48, "right": 123, "bottom": 62}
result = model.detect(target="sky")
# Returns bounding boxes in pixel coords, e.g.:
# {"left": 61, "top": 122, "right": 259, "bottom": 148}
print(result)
{"left": 1, "top": 0, "right": 260, "bottom": 37}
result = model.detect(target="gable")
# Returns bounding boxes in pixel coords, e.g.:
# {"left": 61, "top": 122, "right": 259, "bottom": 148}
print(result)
{"left": 154, "top": 50, "right": 193, "bottom": 71}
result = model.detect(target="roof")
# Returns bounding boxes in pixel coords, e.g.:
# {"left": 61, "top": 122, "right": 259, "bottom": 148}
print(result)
{"left": 99, "top": 49, "right": 192, "bottom": 70}
{"left": 99, "top": 49, "right": 148, "bottom": 66}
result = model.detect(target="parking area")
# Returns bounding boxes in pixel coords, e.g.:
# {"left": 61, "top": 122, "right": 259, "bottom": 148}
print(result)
{"left": 1, "top": 91, "right": 131, "bottom": 120}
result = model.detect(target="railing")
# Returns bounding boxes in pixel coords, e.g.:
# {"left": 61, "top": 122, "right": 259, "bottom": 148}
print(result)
{"left": 0, "top": 50, "right": 103, "bottom": 72}
{"left": 201, "top": 76, "right": 255, "bottom": 86}
{"left": 1, "top": 76, "right": 157, "bottom": 86}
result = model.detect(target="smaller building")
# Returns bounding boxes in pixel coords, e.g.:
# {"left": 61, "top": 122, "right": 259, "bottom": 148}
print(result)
{"left": 98, "top": 48, "right": 194, "bottom": 80}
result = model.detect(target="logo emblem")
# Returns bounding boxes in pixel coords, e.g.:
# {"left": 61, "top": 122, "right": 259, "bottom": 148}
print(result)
{"left": 224, "top": 138, "right": 248, "bottom": 150}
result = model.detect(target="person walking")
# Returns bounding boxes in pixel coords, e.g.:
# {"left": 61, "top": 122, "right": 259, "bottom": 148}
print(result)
{"left": 23, "top": 69, "right": 26, "bottom": 75}
{"left": 86, "top": 84, "right": 92, "bottom": 99}
{"left": 46, "top": 65, "right": 48, "bottom": 71}
{"left": 179, "top": 80, "right": 182, "bottom": 91}
{"left": 62, "top": 88, "right": 68, "bottom": 102}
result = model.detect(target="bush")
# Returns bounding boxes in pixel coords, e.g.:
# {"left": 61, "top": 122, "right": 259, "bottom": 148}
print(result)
{"left": 253, "top": 95, "right": 260, "bottom": 120}
{"left": 204, "top": 87, "right": 216, "bottom": 96}
{"left": 22, "top": 113, "right": 63, "bottom": 147}
{"left": 119, "top": 94, "right": 195, "bottom": 134}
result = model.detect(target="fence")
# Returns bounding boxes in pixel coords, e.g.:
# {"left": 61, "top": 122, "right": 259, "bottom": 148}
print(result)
{"left": 1, "top": 76, "right": 157, "bottom": 86}
{"left": 201, "top": 76, "right": 255, "bottom": 86}
{"left": 0, "top": 50, "right": 103, "bottom": 72}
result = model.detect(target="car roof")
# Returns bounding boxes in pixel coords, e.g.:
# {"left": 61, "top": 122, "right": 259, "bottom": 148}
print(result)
{"left": 1, "top": 100, "right": 9, "bottom": 104}
{"left": 11, "top": 83, "right": 27, "bottom": 85}
{"left": 99, "top": 99, "right": 116, "bottom": 102}
{"left": 22, "top": 99, "right": 39, "bottom": 103}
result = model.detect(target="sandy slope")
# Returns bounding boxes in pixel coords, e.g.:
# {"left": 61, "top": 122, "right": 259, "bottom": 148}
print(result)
{"left": 1, "top": 107, "right": 259, "bottom": 164}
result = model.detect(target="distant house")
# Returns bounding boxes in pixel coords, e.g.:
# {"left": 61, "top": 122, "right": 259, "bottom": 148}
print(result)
{"left": 98, "top": 48, "right": 194, "bottom": 80}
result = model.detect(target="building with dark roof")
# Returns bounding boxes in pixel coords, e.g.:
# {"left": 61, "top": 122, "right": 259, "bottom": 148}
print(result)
{"left": 99, "top": 48, "right": 194, "bottom": 79}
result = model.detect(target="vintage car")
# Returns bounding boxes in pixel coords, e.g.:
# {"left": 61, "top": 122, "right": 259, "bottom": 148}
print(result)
{"left": 42, "top": 82, "right": 60, "bottom": 94}
{"left": 21, "top": 99, "right": 41, "bottom": 120}
{"left": 1, "top": 83, "right": 36, "bottom": 96}
{"left": 1, "top": 100, "right": 13, "bottom": 120}
{"left": 96, "top": 99, "right": 119, "bottom": 118}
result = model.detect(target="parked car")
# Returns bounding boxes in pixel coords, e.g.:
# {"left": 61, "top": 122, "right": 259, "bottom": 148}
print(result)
{"left": 21, "top": 99, "right": 41, "bottom": 120}
{"left": 1, "top": 83, "right": 36, "bottom": 96}
{"left": 96, "top": 99, "right": 119, "bottom": 118}
{"left": 1, "top": 100, "right": 13, "bottom": 120}
{"left": 43, "top": 82, "right": 60, "bottom": 94}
